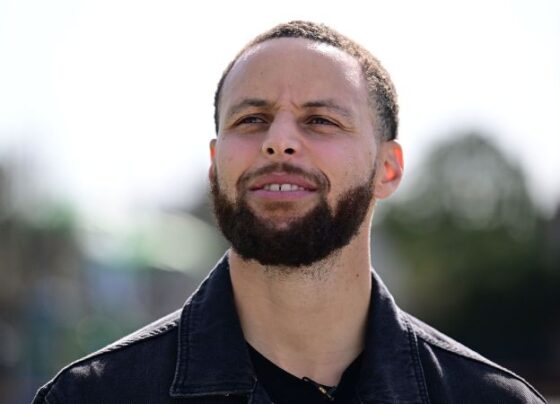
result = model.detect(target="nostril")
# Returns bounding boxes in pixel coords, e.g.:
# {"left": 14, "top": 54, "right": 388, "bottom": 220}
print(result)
{"left": 285, "top": 148, "right": 295, "bottom": 155}
{"left": 266, "top": 147, "right": 275, "bottom": 155}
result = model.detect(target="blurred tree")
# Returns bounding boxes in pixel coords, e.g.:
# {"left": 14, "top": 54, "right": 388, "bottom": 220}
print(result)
{"left": 377, "top": 132, "right": 560, "bottom": 392}
{"left": 0, "top": 161, "right": 86, "bottom": 402}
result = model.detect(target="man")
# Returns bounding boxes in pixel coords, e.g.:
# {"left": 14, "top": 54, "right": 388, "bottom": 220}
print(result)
{"left": 33, "top": 21, "right": 545, "bottom": 403}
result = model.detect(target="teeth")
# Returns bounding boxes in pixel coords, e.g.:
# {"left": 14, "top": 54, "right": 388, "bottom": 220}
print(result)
{"left": 263, "top": 183, "right": 306, "bottom": 192}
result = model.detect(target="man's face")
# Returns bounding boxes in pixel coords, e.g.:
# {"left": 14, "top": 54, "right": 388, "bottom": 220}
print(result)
{"left": 210, "top": 38, "right": 396, "bottom": 267}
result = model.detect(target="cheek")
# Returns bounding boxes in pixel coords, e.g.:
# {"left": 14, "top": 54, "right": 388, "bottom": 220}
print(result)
{"left": 215, "top": 137, "right": 259, "bottom": 194}
{"left": 313, "top": 141, "right": 376, "bottom": 203}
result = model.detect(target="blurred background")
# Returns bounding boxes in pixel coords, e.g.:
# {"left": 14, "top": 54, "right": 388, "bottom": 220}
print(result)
{"left": 1, "top": 0, "right": 559, "bottom": 402}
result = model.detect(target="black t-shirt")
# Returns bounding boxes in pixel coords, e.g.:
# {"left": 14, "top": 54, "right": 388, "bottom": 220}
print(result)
{"left": 248, "top": 344, "right": 362, "bottom": 404}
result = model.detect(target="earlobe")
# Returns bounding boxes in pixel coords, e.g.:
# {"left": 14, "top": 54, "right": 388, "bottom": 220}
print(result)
{"left": 374, "top": 140, "right": 404, "bottom": 200}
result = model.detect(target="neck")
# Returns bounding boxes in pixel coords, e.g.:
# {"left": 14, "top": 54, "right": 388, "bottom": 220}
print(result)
{"left": 229, "top": 224, "right": 373, "bottom": 386}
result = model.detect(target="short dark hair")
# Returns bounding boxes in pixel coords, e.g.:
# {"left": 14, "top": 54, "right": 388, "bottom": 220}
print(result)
{"left": 213, "top": 20, "right": 399, "bottom": 141}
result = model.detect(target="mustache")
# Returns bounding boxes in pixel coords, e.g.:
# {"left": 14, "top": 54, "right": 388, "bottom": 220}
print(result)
{"left": 237, "top": 163, "right": 330, "bottom": 193}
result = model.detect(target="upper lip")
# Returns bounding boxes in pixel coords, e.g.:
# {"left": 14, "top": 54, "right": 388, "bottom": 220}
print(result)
{"left": 249, "top": 173, "right": 318, "bottom": 191}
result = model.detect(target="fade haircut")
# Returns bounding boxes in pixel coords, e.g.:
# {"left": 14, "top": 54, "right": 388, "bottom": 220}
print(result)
{"left": 213, "top": 20, "right": 399, "bottom": 141}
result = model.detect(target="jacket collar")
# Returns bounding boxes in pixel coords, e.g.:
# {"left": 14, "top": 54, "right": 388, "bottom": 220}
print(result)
{"left": 357, "top": 269, "right": 428, "bottom": 403}
{"left": 170, "top": 255, "right": 255, "bottom": 398}
{"left": 170, "top": 254, "right": 427, "bottom": 403}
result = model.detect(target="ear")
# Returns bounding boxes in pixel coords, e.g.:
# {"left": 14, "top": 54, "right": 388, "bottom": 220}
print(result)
{"left": 208, "top": 139, "right": 217, "bottom": 181}
{"left": 373, "top": 140, "right": 404, "bottom": 200}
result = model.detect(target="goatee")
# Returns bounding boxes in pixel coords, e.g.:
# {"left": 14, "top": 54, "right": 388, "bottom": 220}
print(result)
{"left": 210, "top": 163, "right": 375, "bottom": 267}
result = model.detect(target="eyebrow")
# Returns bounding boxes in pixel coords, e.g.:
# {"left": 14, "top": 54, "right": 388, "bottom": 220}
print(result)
{"left": 224, "top": 97, "right": 354, "bottom": 121}
{"left": 225, "top": 98, "right": 271, "bottom": 121}
{"left": 301, "top": 99, "right": 354, "bottom": 119}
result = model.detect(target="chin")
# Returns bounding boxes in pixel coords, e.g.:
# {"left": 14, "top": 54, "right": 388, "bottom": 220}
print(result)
{"left": 253, "top": 210, "right": 308, "bottom": 228}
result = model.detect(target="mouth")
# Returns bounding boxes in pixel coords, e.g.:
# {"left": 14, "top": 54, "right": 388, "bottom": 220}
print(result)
{"left": 250, "top": 172, "right": 318, "bottom": 189}
{"left": 248, "top": 173, "right": 319, "bottom": 201}
{"left": 258, "top": 183, "right": 312, "bottom": 192}
{"left": 259, "top": 183, "right": 311, "bottom": 192}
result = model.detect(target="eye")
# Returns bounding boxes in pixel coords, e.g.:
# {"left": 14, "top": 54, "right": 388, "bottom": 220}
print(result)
{"left": 307, "top": 116, "right": 337, "bottom": 126}
{"left": 236, "top": 115, "right": 267, "bottom": 125}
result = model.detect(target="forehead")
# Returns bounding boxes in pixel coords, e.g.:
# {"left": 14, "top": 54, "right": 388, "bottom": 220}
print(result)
{"left": 220, "top": 38, "right": 368, "bottom": 109}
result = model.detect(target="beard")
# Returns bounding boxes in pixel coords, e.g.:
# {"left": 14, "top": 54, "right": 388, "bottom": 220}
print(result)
{"left": 210, "top": 163, "right": 375, "bottom": 267}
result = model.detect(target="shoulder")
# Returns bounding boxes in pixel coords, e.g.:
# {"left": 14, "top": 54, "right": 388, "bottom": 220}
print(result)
{"left": 403, "top": 312, "right": 547, "bottom": 403}
{"left": 33, "top": 309, "right": 181, "bottom": 404}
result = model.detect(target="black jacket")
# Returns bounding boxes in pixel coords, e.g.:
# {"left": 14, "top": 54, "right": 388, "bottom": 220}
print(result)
{"left": 33, "top": 255, "right": 546, "bottom": 403}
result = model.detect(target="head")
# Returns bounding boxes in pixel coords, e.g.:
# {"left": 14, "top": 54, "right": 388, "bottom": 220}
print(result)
{"left": 209, "top": 21, "right": 403, "bottom": 268}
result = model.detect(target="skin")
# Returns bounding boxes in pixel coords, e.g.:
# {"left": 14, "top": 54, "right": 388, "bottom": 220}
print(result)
{"left": 209, "top": 38, "right": 403, "bottom": 386}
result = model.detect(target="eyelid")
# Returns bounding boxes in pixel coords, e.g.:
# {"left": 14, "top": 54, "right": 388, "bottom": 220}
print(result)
{"left": 234, "top": 114, "right": 268, "bottom": 125}
{"left": 307, "top": 115, "right": 338, "bottom": 126}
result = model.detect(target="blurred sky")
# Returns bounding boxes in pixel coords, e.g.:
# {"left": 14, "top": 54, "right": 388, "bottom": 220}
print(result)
{"left": 1, "top": 0, "right": 559, "bottom": 225}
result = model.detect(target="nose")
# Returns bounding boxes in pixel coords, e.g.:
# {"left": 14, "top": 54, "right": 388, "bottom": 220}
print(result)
{"left": 261, "top": 114, "right": 300, "bottom": 158}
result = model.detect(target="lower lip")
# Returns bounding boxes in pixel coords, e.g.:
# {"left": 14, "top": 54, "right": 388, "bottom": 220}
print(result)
{"left": 249, "top": 189, "right": 317, "bottom": 201}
